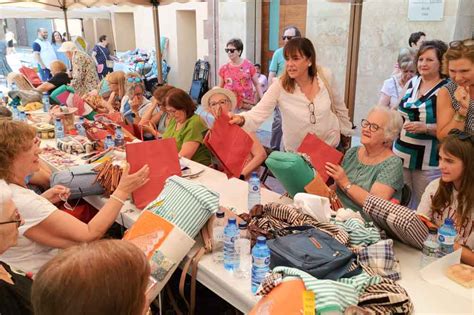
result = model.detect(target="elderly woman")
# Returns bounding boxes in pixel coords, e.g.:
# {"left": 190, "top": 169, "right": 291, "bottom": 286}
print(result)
{"left": 92, "top": 35, "right": 116, "bottom": 79}
{"left": 0, "top": 120, "right": 150, "bottom": 274}
{"left": 139, "top": 85, "right": 175, "bottom": 136}
{"left": 162, "top": 88, "right": 212, "bottom": 165}
{"left": 36, "top": 60, "right": 71, "bottom": 97}
{"left": 32, "top": 240, "right": 151, "bottom": 315}
{"left": 58, "top": 41, "right": 99, "bottom": 96}
{"left": 201, "top": 87, "right": 267, "bottom": 178}
{"left": 326, "top": 106, "right": 404, "bottom": 214}
{"left": 393, "top": 40, "right": 449, "bottom": 208}
{"left": 0, "top": 180, "right": 33, "bottom": 315}
{"left": 219, "top": 38, "right": 263, "bottom": 110}
{"left": 120, "top": 75, "right": 154, "bottom": 125}
{"left": 437, "top": 39, "right": 474, "bottom": 138}
{"left": 230, "top": 38, "right": 353, "bottom": 152}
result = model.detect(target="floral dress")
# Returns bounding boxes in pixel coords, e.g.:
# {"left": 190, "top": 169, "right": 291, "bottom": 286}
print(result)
{"left": 219, "top": 59, "right": 256, "bottom": 109}
{"left": 71, "top": 50, "right": 100, "bottom": 96}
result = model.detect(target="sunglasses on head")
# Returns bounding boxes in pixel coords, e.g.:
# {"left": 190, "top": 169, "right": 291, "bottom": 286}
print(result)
{"left": 127, "top": 77, "right": 141, "bottom": 83}
{"left": 282, "top": 35, "right": 295, "bottom": 41}
{"left": 449, "top": 39, "right": 474, "bottom": 49}
{"left": 225, "top": 48, "right": 237, "bottom": 53}
{"left": 448, "top": 129, "right": 474, "bottom": 144}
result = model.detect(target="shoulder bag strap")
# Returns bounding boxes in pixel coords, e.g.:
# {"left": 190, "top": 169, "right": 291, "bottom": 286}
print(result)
{"left": 97, "top": 45, "right": 108, "bottom": 60}
{"left": 392, "top": 76, "right": 400, "bottom": 99}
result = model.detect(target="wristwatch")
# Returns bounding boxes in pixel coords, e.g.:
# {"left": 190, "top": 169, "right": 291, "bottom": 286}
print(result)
{"left": 343, "top": 182, "right": 353, "bottom": 193}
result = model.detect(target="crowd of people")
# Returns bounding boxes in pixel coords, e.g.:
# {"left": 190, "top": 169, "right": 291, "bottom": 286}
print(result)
{"left": 0, "top": 23, "right": 473, "bottom": 314}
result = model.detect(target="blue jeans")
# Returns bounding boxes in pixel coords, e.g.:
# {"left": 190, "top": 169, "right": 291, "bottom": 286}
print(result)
{"left": 38, "top": 68, "right": 51, "bottom": 82}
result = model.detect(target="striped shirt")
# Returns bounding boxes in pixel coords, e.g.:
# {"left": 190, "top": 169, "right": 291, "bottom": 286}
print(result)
{"left": 444, "top": 80, "right": 474, "bottom": 132}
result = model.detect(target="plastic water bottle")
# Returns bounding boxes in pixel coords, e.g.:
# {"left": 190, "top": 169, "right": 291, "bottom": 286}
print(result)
{"left": 235, "top": 221, "right": 251, "bottom": 279}
{"left": 19, "top": 111, "right": 27, "bottom": 121}
{"left": 76, "top": 116, "right": 86, "bottom": 137}
{"left": 438, "top": 218, "right": 457, "bottom": 257}
{"left": 10, "top": 82, "right": 17, "bottom": 91}
{"left": 223, "top": 217, "right": 239, "bottom": 272}
{"left": 11, "top": 104, "right": 19, "bottom": 120}
{"left": 421, "top": 227, "right": 439, "bottom": 267}
{"left": 54, "top": 118, "right": 65, "bottom": 139}
{"left": 42, "top": 92, "right": 50, "bottom": 112}
{"left": 212, "top": 209, "right": 226, "bottom": 264}
{"left": 330, "top": 214, "right": 337, "bottom": 224}
{"left": 0, "top": 91, "right": 4, "bottom": 106}
{"left": 248, "top": 172, "right": 261, "bottom": 211}
{"left": 251, "top": 236, "right": 270, "bottom": 294}
{"left": 114, "top": 126, "right": 125, "bottom": 147}
{"left": 104, "top": 135, "right": 115, "bottom": 150}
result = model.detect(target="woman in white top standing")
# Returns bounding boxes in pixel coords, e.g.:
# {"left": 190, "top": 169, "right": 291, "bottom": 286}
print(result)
{"left": 230, "top": 37, "right": 353, "bottom": 151}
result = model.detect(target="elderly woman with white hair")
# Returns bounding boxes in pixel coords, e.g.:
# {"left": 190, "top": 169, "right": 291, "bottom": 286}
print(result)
{"left": 201, "top": 87, "right": 267, "bottom": 179}
{"left": 325, "top": 106, "right": 404, "bottom": 214}
{"left": 0, "top": 179, "right": 33, "bottom": 315}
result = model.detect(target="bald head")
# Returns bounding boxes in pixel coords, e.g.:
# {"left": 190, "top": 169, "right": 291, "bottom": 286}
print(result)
{"left": 37, "top": 28, "right": 48, "bottom": 40}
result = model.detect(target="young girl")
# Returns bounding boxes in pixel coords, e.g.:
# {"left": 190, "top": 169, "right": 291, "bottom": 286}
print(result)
{"left": 417, "top": 129, "right": 474, "bottom": 265}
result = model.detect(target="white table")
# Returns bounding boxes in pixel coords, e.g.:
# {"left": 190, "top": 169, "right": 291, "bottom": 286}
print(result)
{"left": 40, "top": 140, "right": 473, "bottom": 314}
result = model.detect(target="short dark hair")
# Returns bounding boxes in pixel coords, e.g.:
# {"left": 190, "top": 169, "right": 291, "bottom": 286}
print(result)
{"left": 165, "top": 88, "right": 196, "bottom": 119}
{"left": 283, "top": 25, "right": 302, "bottom": 38}
{"left": 416, "top": 39, "right": 448, "bottom": 77}
{"left": 99, "top": 35, "right": 107, "bottom": 42}
{"left": 409, "top": 31, "right": 426, "bottom": 47}
{"left": 254, "top": 63, "right": 261, "bottom": 68}
{"left": 226, "top": 38, "right": 243, "bottom": 56}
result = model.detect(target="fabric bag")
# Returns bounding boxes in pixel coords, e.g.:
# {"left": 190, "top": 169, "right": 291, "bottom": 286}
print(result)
{"left": 204, "top": 112, "right": 254, "bottom": 178}
{"left": 297, "top": 133, "right": 344, "bottom": 184}
{"left": 267, "top": 226, "right": 361, "bottom": 280}
{"left": 264, "top": 151, "right": 314, "bottom": 198}
{"left": 50, "top": 164, "right": 104, "bottom": 199}
{"left": 126, "top": 138, "right": 182, "bottom": 209}
{"left": 106, "top": 60, "right": 114, "bottom": 68}
{"left": 50, "top": 85, "right": 75, "bottom": 105}
{"left": 294, "top": 193, "right": 332, "bottom": 222}
{"left": 304, "top": 174, "right": 344, "bottom": 211}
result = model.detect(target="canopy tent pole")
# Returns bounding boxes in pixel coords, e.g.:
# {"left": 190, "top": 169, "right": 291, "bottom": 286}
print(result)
{"left": 152, "top": 0, "right": 163, "bottom": 84}
{"left": 61, "top": 3, "right": 70, "bottom": 41}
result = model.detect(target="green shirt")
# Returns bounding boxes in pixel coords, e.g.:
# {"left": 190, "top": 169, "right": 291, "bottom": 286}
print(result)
{"left": 269, "top": 47, "right": 285, "bottom": 76}
{"left": 336, "top": 147, "right": 404, "bottom": 215}
{"left": 162, "top": 114, "right": 211, "bottom": 166}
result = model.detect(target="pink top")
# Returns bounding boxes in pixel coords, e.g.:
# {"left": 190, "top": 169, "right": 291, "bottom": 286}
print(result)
{"left": 219, "top": 59, "right": 256, "bottom": 109}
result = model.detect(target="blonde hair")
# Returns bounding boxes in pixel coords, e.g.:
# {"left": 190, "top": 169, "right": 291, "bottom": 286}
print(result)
{"left": 105, "top": 71, "right": 126, "bottom": 99}
{"left": 32, "top": 239, "right": 150, "bottom": 315}
{"left": 49, "top": 60, "right": 67, "bottom": 74}
{"left": 442, "top": 38, "right": 474, "bottom": 75}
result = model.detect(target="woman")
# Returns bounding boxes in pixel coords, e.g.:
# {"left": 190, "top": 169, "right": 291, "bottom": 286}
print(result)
{"left": 51, "top": 31, "right": 69, "bottom": 69}
{"left": 230, "top": 38, "right": 353, "bottom": 152}
{"left": 417, "top": 130, "right": 474, "bottom": 266}
{"left": 32, "top": 239, "right": 151, "bottom": 315}
{"left": 92, "top": 35, "right": 115, "bottom": 79}
{"left": 378, "top": 48, "right": 417, "bottom": 109}
{"left": 393, "top": 40, "right": 449, "bottom": 208}
{"left": 120, "top": 76, "right": 154, "bottom": 125}
{"left": 162, "top": 88, "right": 211, "bottom": 165}
{"left": 140, "top": 85, "right": 175, "bottom": 136}
{"left": 0, "top": 38, "right": 12, "bottom": 76}
{"left": 0, "top": 120, "right": 150, "bottom": 274}
{"left": 437, "top": 39, "right": 474, "bottom": 138}
{"left": 0, "top": 180, "right": 33, "bottom": 315}
{"left": 36, "top": 60, "right": 70, "bottom": 97}
{"left": 219, "top": 38, "right": 263, "bottom": 110}
{"left": 202, "top": 87, "right": 267, "bottom": 178}
{"left": 58, "top": 41, "right": 99, "bottom": 96}
{"left": 325, "top": 106, "right": 404, "bottom": 214}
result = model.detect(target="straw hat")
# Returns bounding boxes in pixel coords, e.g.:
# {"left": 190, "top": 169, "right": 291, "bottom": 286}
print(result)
{"left": 57, "top": 41, "right": 78, "bottom": 53}
{"left": 201, "top": 87, "right": 237, "bottom": 112}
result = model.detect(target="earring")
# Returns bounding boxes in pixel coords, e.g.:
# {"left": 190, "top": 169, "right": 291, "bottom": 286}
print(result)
{"left": 308, "top": 63, "right": 312, "bottom": 67}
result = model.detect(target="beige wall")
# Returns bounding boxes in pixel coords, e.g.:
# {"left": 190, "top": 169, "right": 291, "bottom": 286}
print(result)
{"left": 112, "top": 12, "right": 136, "bottom": 52}
{"left": 176, "top": 10, "right": 198, "bottom": 90}
{"left": 95, "top": 18, "right": 115, "bottom": 52}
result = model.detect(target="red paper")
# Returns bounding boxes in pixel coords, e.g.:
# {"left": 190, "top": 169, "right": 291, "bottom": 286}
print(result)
{"left": 204, "top": 113, "right": 254, "bottom": 178}
{"left": 297, "top": 133, "right": 343, "bottom": 183}
{"left": 19, "top": 66, "right": 42, "bottom": 87}
{"left": 126, "top": 138, "right": 182, "bottom": 209}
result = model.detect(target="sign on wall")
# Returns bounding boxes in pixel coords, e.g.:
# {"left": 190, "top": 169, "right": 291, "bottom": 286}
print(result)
{"left": 408, "top": 0, "right": 444, "bottom": 21}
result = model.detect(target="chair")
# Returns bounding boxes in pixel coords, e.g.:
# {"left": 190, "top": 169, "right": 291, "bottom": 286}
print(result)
{"left": 259, "top": 146, "right": 275, "bottom": 184}
{"left": 400, "top": 184, "right": 412, "bottom": 207}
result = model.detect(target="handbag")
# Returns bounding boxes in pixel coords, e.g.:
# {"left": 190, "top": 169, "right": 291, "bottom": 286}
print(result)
{"left": 297, "top": 133, "right": 344, "bottom": 184}
{"left": 304, "top": 173, "right": 344, "bottom": 211}
{"left": 204, "top": 112, "right": 254, "bottom": 178}
{"left": 264, "top": 151, "right": 315, "bottom": 198}
{"left": 267, "top": 226, "right": 361, "bottom": 280}
{"left": 97, "top": 45, "right": 114, "bottom": 69}
{"left": 126, "top": 138, "right": 182, "bottom": 209}
{"left": 50, "top": 164, "right": 104, "bottom": 199}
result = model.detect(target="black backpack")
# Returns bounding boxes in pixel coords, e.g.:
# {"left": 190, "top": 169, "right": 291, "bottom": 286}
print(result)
{"left": 189, "top": 60, "right": 210, "bottom": 104}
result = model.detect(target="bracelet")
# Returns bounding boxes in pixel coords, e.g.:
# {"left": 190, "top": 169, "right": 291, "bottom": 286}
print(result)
{"left": 343, "top": 183, "right": 353, "bottom": 193}
{"left": 454, "top": 111, "right": 466, "bottom": 122}
{"left": 238, "top": 115, "right": 245, "bottom": 127}
{"left": 110, "top": 194, "right": 125, "bottom": 205}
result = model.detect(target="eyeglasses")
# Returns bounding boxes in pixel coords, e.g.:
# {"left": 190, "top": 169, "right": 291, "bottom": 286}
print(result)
{"left": 282, "top": 35, "right": 295, "bottom": 41}
{"left": 448, "top": 129, "right": 474, "bottom": 144}
{"left": 0, "top": 210, "right": 22, "bottom": 227}
{"left": 449, "top": 39, "right": 474, "bottom": 49}
{"left": 308, "top": 102, "right": 316, "bottom": 124}
{"left": 59, "top": 171, "right": 83, "bottom": 211}
{"left": 209, "top": 99, "right": 230, "bottom": 108}
{"left": 361, "top": 119, "right": 382, "bottom": 132}
{"left": 225, "top": 48, "right": 237, "bottom": 54}
{"left": 127, "top": 77, "right": 142, "bottom": 83}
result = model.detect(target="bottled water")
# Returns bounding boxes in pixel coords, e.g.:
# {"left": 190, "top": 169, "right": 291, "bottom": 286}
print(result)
{"left": 10, "top": 82, "right": 17, "bottom": 91}
{"left": 212, "top": 209, "right": 226, "bottom": 264}
{"left": 104, "top": 135, "right": 115, "bottom": 150}
{"left": 76, "top": 116, "right": 86, "bottom": 137}
{"left": 19, "top": 111, "right": 27, "bottom": 122}
{"left": 0, "top": 91, "right": 4, "bottom": 106}
{"left": 235, "top": 221, "right": 251, "bottom": 279}
{"left": 54, "top": 118, "right": 65, "bottom": 139}
{"left": 251, "top": 236, "right": 270, "bottom": 294}
{"left": 223, "top": 217, "right": 239, "bottom": 271}
{"left": 421, "top": 227, "right": 439, "bottom": 268}
{"left": 330, "top": 214, "right": 337, "bottom": 224}
{"left": 114, "top": 126, "right": 125, "bottom": 147}
{"left": 438, "top": 218, "right": 457, "bottom": 257}
{"left": 42, "top": 92, "right": 50, "bottom": 112}
{"left": 248, "top": 172, "right": 261, "bottom": 211}
{"left": 12, "top": 104, "right": 19, "bottom": 120}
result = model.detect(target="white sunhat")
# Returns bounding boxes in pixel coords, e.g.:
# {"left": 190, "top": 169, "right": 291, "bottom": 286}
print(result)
{"left": 57, "top": 41, "right": 78, "bottom": 53}
{"left": 201, "top": 87, "right": 237, "bottom": 112}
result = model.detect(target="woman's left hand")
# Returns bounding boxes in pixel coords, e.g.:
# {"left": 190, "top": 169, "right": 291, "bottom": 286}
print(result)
{"left": 130, "top": 95, "right": 141, "bottom": 112}
{"left": 41, "top": 185, "right": 71, "bottom": 204}
{"left": 403, "top": 121, "right": 427, "bottom": 134}
{"left": 325, "top": 162, "right": 349, "bottom": 187}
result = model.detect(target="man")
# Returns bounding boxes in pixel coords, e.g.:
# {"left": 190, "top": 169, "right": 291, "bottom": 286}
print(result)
{"left": 268, "top": 25, "right": 301, "bottom": 151}
{"left": 408, "top": 31, "right": 426, "bottom": 49}
{"left": 32, "top": 28, "right": 58, "bottom": 81}
{"left": 254, "top": 63, "right": 268, "bottom": 94}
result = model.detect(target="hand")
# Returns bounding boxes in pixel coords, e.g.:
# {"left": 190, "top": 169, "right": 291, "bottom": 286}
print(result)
{"left": 454, "top": 86, "right": 470, "bottom": 116}
{"left": 403, "top": 121, "right": 427, "bottom": 134}
{"left": 130, "top": 95, "right": 141, "bottom": 112}
{"left": 104, "top": 91, "right": 117, "bottom": 113}
{"left": 42, "top": 185, "right": 70, "bottom": 204}
{"left": 115, "top": 163, "right": 150, "bottom": 198}
{"left": 228, "top": 113, "right": 244, "bottom": 126}
{"left": 325, "top": 162, "right": 349, "bottom": 187}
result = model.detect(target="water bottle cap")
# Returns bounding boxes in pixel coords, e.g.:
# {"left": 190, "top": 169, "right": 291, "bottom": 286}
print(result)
{"left": 444, "top": 218, "right": 454, "bottom": 226}
{"left": 428, "top": 227, "right": 438, "bottom": 234}
{"left": 116, "top": 126, "right": 122, "bottom": 130}
{"left": 215, "top": 210, "right": 224, "bottom": 218}
{"left": 43, "top": 92, "right": 48, "bottom": 95}
{"left": 238, "top": 221, "right": 248, "bottom": 229}
{"left": 106, "top": 135, "right": 112, "bottom": 139}
{"left": 251, "top": 172, "right": 258, "bottom": 178}
{"left": 228, "top": 217, "right": 236, "bottom": 224}
{"left": 55, "top": 118, "right": 61, "bottom": 121}
{"left": 256, "top": 236, "right": 266, "bottom": 244}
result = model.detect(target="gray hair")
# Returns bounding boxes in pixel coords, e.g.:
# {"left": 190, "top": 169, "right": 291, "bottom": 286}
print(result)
{"left": 397, "top": 47, "right": 417, "bottom": 70}
{"left": 0, "top": 179, "right": 12, "bottom": 217}
{"left": 368, "top": 105, "right": 403, "bottom": 142}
